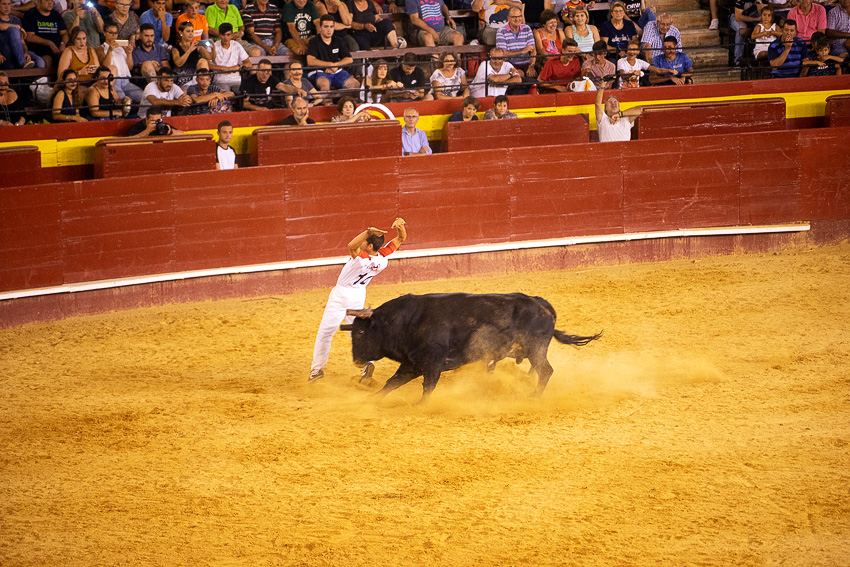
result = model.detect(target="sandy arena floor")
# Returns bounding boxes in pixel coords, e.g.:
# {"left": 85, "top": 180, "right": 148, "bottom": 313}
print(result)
{"left": 1, "top": 241, "right": 849, "bottom": 566}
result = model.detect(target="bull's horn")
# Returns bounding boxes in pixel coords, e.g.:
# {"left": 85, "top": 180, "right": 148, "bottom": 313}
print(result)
{"left": 339, "top": 324, "right": 354, "bottom": 331}
{"left": 346, "top": 308, "right": 373, "bottom": 318}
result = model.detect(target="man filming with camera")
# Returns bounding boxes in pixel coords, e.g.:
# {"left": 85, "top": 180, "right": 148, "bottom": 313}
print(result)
{"left": 126, "top": 104, "right": 184, "bottom": 137}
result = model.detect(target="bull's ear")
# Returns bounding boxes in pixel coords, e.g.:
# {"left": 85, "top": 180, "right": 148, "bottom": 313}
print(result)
{"left": 345, "top": 307, "right": 373, "bottom": 318}
{"left": 339, "top": 323, "right": 354, "bottom": 331}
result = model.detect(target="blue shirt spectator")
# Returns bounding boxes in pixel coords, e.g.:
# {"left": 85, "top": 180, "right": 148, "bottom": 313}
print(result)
{"left": 496, "top": 8, "right": 535, "bottom": 67}
{"left": 767, "top": 26, "right": 807, "bottom": 78}
{"left": 139, "top": 0, "right": 173, "bottom": 45}
{"left": 402, "top": 108, "right": 432, "bottom": 155}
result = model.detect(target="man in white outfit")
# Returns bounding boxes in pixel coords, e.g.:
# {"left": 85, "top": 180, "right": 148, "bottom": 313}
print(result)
{"left": 595, "top": 87, "right": 645, "bottom": 142}
{"left": 309, "top": 218, "right": 408, "bottom": 382}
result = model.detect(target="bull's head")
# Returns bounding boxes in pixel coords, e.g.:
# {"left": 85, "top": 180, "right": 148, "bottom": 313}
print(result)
{"left": 339, "top": 308, "right": 382, "bottom": 365}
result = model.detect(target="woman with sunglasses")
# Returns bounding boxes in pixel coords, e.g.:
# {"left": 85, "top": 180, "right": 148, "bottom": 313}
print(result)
{"left": 0, "top": 71, "right": 27, "bottom": 126}
{"left": 430, "top": 51, "right": 468, "bottom": 100}
{"left": 86, "top": 64, "right": 131, "bottom": 118}
{"left": 50, "top": 68, "right": 88, "bottom": 122}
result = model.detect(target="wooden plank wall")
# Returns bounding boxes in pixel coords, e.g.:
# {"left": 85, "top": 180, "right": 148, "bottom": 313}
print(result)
{"left": 442, "top": 114, "right": 590, "bottom": 153}
{"left": 636, "top": 98, "right": 787, "bottom": 139}
{"left": 825, "top": 95, "right": 850, "bottom": 128}
{"left": 2, "top": 127, "right": 849, "bottom": 294}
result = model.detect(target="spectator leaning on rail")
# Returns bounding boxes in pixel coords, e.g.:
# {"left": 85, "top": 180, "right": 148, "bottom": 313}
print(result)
{"left": 483, "top": 93, "right": 517, "bottom": 119}
{"left": 769, "top": 19, "right": 806, "bottom": 78}
{"left": 539, "top": 37, "right": 581, "bottom": 92}
{"left": 126, "top": 104, "right": 184, "bottom": 136}
{"left": 140, "top": 65, "right": 191, "bottom": 117}
{"left": 240, "top": 57, "right": 287, "bottom": 110}
{"left": 595, "top": 86, "right": 645, "bottom": 142}
{"left": 581, "top": 40, "right": 615, "bottom": 89}
{"left": 215, "top": 119, "right": 237, "bottom": 169}
{"left": 800, "top": 37, "right": 843, "bottom": 76}
{"left": 640, "top": 12, "right": 679, "bottom": 63}
{"left": 447, "top": 95, "right": 479, "bottom": 122}
{"left": 306, "top": 14, "right": 360, "bottom": 94}
{"left": 649, "top": 35, "right": 692, "bottom": 85}
{"left": 281, "top": 60, "right": 323, "bottom": 108}
{"left": 496, "top": 7, "right": 537, "bottom": 77}
{"left": 280, "top": 95, "right": 316, "bottom": 125}
{"left": 471, "top": 0, "right": 519, "bottom": 46}
{"left": 186, "top": 68, "right": 233, "bottom": 113}
{"left": 469, "top": 46, "right": 521, "bottom": 98}
{"left": 826, "top": 0, "right": 850, "bottom": 59}
{"left": 430, "top": 51, "right": 468, "bottom": 100}
{"left": 788, "top": 0, "right": 826, "bottom": 44}
{"left": 390, "top": 51, "right": 433, "bottom": 101}
{"left": 406, "top": 0, "right": 462, "bottom": 47}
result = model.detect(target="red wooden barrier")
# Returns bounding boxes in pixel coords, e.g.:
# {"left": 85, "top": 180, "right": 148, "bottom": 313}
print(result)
{"left": 2, "top": 127, "right": 850, "bottom": 297}
{"left": 0, "top": 146, "right": 41, "bottom": 188}
{"left": 825, "top": 95, "right": 850, "bottom": 128}
{"left": 441, "top": 114, "right": 590, "bottom": 153}
{"left": 93, "top": 134, "right": 215, "bottom": 178}
{"left": 250, "top": 121, "right": 403, "bottom": 167}
{"left": 636, "top": 98, "right": 787, "bottom": 139}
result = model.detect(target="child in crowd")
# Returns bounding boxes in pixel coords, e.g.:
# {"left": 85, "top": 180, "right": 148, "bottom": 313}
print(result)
{"left": 801, "top": 39, "right": 843, "bottom": 76}
{"left": 750, "top": 6, "right": 780, "bottom": 61}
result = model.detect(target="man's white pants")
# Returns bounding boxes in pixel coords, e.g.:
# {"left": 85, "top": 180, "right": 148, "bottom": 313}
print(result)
{"left": 311, "top": 285, "right": 367, "bottom": 372}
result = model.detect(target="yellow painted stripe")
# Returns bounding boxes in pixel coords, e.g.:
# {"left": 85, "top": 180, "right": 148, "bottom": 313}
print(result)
{"left": 3, "top": 87, "right": 847, "bottom": 167}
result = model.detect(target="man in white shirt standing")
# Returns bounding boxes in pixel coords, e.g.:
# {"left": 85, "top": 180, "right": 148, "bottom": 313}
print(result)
{"left": 595, "top": 87, "right": 645, "bottom": 142}
{"left": 210, "top": 22, "right": 252, "bottom": 93}
{"left": 309, "top": 219, "right": 408, "bottom": 382}
{"left": 215, "top": 120, "right": 237, "bottom": 170}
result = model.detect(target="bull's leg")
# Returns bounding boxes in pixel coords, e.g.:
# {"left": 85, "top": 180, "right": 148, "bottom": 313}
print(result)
{"left": 417, "top": 370, "right": 443, "bottom": 405}
{"left": 528, "top": 345, "right": 554, "bottom": 398}
{"left": 373, "top": 363, "right": 420, "bottom": 399}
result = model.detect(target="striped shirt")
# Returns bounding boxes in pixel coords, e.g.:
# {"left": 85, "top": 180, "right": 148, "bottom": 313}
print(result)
{"left": 496, "top": 24, "right": 535, "bottom": 65}
{"left": 242, "top": 3, "right": 281, "bottom": 42}
{"left": 767, "top": 38, "right": 806, "bottom": 78}
{"left": 640, "top": 21, "right": 681, "bottom": 61}
{"left": 827, "top": 7, "right": 850, "bottom": 53}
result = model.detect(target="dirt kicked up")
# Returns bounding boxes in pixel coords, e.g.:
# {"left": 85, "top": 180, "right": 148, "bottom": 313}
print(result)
{"left": 1, "top": 241, "right": 849, "bottom": 566}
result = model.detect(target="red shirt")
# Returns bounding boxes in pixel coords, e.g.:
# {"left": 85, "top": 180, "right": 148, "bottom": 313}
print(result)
{"left": 788, "top": 3, "right": 827, "bottom": 41}
{"left": 539, "top": 56, "right": 581, "bottom": 84}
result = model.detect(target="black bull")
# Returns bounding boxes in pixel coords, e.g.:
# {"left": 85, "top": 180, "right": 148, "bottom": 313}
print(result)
{"left": 339, "top": 293, "right": 601, "bottom": 402}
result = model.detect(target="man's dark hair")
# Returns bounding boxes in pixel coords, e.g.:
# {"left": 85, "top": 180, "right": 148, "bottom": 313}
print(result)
{"left": 662, "top": 35, "right": 677, "bottom": 45}
{"left": 592, "top": 40, "right": 608, "bottom": 53}
{"left": 196, "top": 69, "right": 212, "bottom": 78}
{"left": 783, "top": 18, "right": 797, "bottom": 29}
{"left": 217, "top": 120, "right": 232, "bottom": 131}
{"left": 402, "top": 51, "right": 418, "bottom": 65}
{"left": 219, "top": 22, "right": 234, "bottom": 34}
{"left": 157, "top": 66, "right": 175, "bottom": 77}
{"left": 365, "top": 234, "right": 385, "bottom": 251}
{"left": 562, "top": 37, "right": 578, "bottom": 49}
{"left": 104, "top": 21, "right": 118, "bottom": 31}
{"left": 139, "top": 23, "right": 155, "bottom": 34}
{"left": 147, "top": 105, "right": 164, "bottom": 116}
{"left": 319, "top": 14, "right": 335, "bottom": 25}
{"left": 494, "top": 94, "right": 509, "bottom": 106}
{"left": 258, "top": 58, "right": 273, "bottom": 67}
{"left": 462, "top": 95, "right": 479, "bottom": 110}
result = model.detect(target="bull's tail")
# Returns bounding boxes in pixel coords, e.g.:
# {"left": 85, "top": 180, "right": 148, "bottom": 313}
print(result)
{"left": 553, "top": 330, "right": 602, "bottom": 347}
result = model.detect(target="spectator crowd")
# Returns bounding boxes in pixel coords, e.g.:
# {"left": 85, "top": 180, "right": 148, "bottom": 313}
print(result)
{"left": 0, "top": 0, "right": 845, "bottom": 128}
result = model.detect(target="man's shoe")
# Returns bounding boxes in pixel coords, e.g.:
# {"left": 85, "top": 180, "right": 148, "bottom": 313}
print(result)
{"left": 708, "top": 18, "right": 719, "bottom": 30}
{"left": 360, "top": 362, "right": 375, "bottom": 383}
{"left": 22, "top": 60, "right": 35, "bottom": 69}
{"left": 396, "top": 37, "right": 407, "bottom": 49}
{"left": 308, "top": 369, "right": 324, "bottom": 381}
